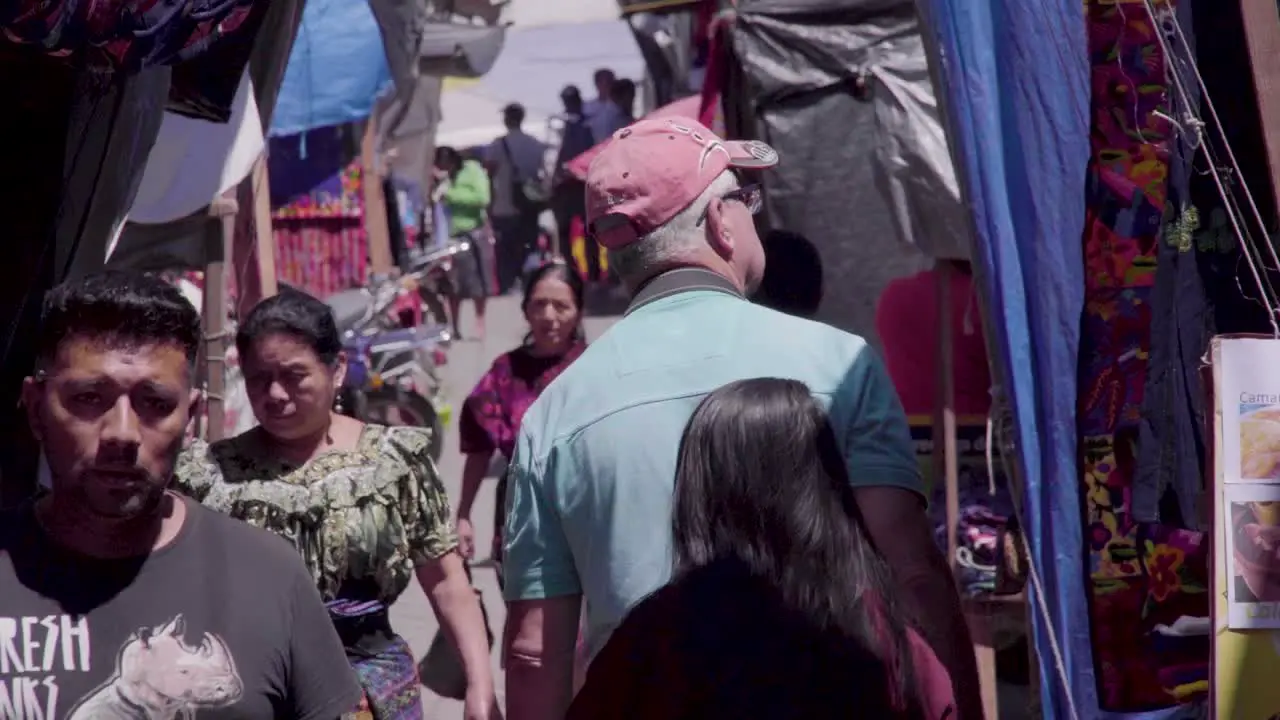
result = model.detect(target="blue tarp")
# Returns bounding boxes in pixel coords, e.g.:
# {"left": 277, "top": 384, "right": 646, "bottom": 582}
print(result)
{"left": 269, "top": 0, "right": 393, "bottom": 137}
{"left": 914, "top": 1, "right": 1206, "bottom": 717}
{"left": 911, "top": 2, "right": 1156, "bottom": 718}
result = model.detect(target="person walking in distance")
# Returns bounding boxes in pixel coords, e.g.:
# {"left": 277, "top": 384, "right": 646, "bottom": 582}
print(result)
{"left": 500, "top": 116, "right": 983, "bottom": 720}
{"left": 0, "top": 271, "right": 361, "bottom": 719}
{"left": 433, "top": 145, "right": 496, "bottom": 340}
{"left": 486, "top": 103, "right": 549, "bottom": 295}
{"left": 454, "top": 262, "right": 587, "bottom": 577}
{"left": 551, "top": 86, "right": 599, "bottom": 282}
{"left": 610, "top": 78, "right": 637, "bottom": 126}
{"left": 583, "top": 67, "right": 617, "bottom": 141}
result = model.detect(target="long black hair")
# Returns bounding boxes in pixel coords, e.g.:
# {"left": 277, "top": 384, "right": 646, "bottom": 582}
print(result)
{"left": 672, "top": 377, "right": 921, "bottom": 713}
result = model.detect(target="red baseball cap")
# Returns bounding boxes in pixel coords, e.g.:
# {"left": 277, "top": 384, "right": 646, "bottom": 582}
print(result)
{"left": 585, "top": 116, "right": 778, "bottom": 249}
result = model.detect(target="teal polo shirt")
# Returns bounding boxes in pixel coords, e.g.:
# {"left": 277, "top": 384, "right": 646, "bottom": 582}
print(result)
{"left": 502, "top": 285, "right": 922, "bottom": 660}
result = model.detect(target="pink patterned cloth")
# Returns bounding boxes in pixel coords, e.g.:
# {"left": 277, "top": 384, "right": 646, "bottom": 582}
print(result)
{"left": 271, "top": 160, "right": 369, "bottom": 299}
{"left": 459, "top": 343, "right": 587, "bottom": 459}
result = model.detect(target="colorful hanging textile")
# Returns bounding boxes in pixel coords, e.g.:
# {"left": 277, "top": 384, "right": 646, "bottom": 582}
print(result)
{"left": 2, "top": 0, "right": 259, "bottom": 73}
{"left": 269, "top": 129, "right": 368, "bottom": 298}
{"left": 1079, "top": 0, "right": 1209, "bottom": 710}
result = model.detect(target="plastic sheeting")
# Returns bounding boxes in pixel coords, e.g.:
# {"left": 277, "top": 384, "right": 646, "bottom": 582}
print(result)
{"left": 269, "top": 0, "right": 393, "bottom": 137}
{"left": 736, "top": 0, "right": 965, "bottom": 261}
{"left": 731, "top": 2, "right": 934, "bottom": 344}
{"left": 911, "top": 1, "right": 1194, "bottom": 718}
{"left": 124, "top": 73, "right": 264, "bottom": 226}
{"left": 418, "top": 22, "right": 506, "bottom": 77}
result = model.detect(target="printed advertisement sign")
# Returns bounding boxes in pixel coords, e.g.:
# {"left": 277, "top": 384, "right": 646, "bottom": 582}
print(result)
{"left": 1215, "top": 337, "right": 1280, "bottom": 629}
{"left": 1211, "top": 336, "right": 1280, "bottom": 720}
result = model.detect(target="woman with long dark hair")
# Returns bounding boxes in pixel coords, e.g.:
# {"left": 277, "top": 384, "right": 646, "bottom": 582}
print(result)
{"left": 569, "top": 378, "right": 956, "bottom": 719}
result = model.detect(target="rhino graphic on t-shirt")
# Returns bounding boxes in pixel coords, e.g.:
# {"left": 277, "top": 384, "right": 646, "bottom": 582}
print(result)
{"left": 66, "top": 614, "right": 243, "bottom": 719}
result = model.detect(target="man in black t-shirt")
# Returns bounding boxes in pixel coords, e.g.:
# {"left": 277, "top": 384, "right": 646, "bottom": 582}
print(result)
{"left": 0, "top": 271, "right": 361, "bottom": 719}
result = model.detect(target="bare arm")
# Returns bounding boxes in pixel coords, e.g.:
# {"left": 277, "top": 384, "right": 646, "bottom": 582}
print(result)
{"left": 457, "top": 451, "right": 492, "bottom": 521}
{"left": 505, "top": 595, "right": 582, "bottom": 720}
{"left": 417, "top": 551, "right": 497, "bottom": 708}
{"left": 855, "top": 486, "right": 983, "bottom": 720}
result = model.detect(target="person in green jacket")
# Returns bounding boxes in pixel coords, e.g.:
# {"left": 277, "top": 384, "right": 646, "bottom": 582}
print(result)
{"left": 433, "top": 146, "right": 497, "bottom": 340}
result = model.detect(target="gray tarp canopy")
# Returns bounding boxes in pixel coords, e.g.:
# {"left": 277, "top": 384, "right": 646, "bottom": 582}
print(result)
{"left": 728, "top": 0, "right": 967, "bottom": 344}
{"left": 419, "top": 21, "right": 506, "bottom": 77}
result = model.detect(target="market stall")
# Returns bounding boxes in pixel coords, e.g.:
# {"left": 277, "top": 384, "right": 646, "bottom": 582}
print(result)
{"left": 915, "top": 0, "right": 1279, "bottom": 716}
{"left": 0, "top": 0, "right": 279, "bottom": 504}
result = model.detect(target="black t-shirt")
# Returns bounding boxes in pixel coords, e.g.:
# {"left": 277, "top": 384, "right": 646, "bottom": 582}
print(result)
{"left": 0, "top": 495, "right": 362, "bottom": 719}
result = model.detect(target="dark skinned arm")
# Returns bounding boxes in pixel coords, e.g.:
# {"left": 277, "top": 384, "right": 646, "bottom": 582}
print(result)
{"left": 856, "top": 485, "right": 983, "bottom": 720}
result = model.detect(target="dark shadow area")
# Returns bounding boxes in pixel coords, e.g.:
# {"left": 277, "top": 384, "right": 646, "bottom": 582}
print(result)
{"left": 568, "top": 557, "right": 924, "bottom": 719}
{"left": 753, "top": 229, "right": 824, "bottom": 319}
{"left": 1, "top": 495, "right": 153, "bottom": 616}
{"left": 582, "top": 282, "right": 630, "bottom": 317}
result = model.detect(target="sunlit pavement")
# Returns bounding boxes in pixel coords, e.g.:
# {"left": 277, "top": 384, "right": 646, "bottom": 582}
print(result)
{"left": 390, "top": 292, "right": 621, "bottom": 718}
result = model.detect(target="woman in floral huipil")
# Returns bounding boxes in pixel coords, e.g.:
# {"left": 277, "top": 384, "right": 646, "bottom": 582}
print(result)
{"left": 454, "top": 262, "right": 586, "bottom": 574}
{"left": 175, "top": 290, "right": 497, "bottom": 720}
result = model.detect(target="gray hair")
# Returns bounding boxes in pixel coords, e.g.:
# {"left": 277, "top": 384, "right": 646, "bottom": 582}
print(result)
{"left": 608, "top": 170, "right": 739, "bottom": 281}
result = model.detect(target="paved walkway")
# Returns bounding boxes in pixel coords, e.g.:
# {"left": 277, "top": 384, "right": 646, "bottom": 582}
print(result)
{"left": 389, "top": 293, "right": 621, "bottom": 718}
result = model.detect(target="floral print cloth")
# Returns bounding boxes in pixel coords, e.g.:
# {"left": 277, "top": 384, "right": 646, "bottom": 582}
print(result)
{"left": 174, "top": 424, "right": 457, "bottom": 605}
{"left": 460, "top": 343, "right": 587, "bottom": 460}
{"left": 1079, "top": 0, "right": 1210, "bottom": 709}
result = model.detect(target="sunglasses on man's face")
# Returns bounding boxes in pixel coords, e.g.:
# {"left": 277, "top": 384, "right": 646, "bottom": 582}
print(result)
{"left": 698, "top": 183, "right": 763, "bottom": 226}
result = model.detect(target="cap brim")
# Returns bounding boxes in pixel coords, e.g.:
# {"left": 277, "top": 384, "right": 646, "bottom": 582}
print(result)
{"left": 725, "top": 139, "right": 779, "bottom": 169}
{"left": 589, "top": 213, "right": 642, "bottom": 250}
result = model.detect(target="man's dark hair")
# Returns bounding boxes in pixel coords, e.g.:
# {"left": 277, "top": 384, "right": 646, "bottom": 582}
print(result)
{"left": 610, "top": 78, "right": 636, "bottom": 117}
{"left": 236, "top": 289, "right": 342, "bottom": 366}
{"left": 36, "top": 270, "right": 201, "bottom": 368}
{"left": 435, "top": 145, "right": 463, "bottom": 171}
{"left": 503, "top": 103, "right": 526, "bottom": 129}
{"left": 757, "top": 229, "right": 824, "bottom": 318}
{"left": 561, "top": 84, "right": 583, "bottom": 113}
{"left": 593, "top": 68, "right": 616, "bottom": 90}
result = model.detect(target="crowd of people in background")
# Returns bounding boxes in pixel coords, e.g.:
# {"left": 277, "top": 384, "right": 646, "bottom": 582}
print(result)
{"left": 429, "top": 67, "right": 642, "bottom": 341}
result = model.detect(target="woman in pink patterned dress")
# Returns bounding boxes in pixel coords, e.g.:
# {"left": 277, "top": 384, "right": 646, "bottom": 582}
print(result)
{"left": 454, "top": 261, "right": 586, "bottom": 572}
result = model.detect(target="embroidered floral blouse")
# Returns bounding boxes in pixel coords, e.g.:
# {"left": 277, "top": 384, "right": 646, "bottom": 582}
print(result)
{"left": 459, "top": 342, "right": 587, "bottom": 459}
{"left": 174, "top": 424, "right": 457, "bottom": 606}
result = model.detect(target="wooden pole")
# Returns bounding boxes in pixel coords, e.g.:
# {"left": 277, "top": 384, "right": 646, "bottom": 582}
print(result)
{"left": 362, "top": 114, "right": 395, "bottom": 277}
{"left": 935, "top": 260, "right": 1000, "bottom": 720}
{"left": 202, "top": 196, "right": 236, "bottom": 442}
{"left": 935, "top": 260, "right": 960, "bottom": 569}
{"left": 1240, "top": 0, "right": 1280, "bottom": 218}
{"left": 232, "top": 155, "right": 279, "bottom": 319}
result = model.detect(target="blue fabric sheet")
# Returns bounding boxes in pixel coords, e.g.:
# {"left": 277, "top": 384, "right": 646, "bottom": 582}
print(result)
{"left": 910, "top": 2, "right": 1193, "bottom": 719}
{"left": 914, "top": 1, "right": 1208, "bottom": 717}
{"left": 269, "top": 0, "right": 392, "bottom": 137}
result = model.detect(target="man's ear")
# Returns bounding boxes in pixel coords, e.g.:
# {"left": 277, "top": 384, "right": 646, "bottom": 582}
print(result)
{"left": 21, "top": 376, "right": 43, "bottom": 444}
{"left": 185, "top": 388, "right": 204, "bottom": 438}
{"left": 704, "top": 197, "right": 736, "bottom": 261}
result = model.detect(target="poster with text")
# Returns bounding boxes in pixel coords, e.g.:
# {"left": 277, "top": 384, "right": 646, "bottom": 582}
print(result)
{"left": 1212, "top": 337, "right": 1280, "bottom": 719}
{"left": 1220, "top": 338, "right": 1280, "bottom": 483}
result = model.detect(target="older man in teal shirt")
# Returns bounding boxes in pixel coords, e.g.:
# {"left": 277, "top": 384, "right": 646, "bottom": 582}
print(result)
{"left": 501, "top": 118, "right": 982, "bottom": 720}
